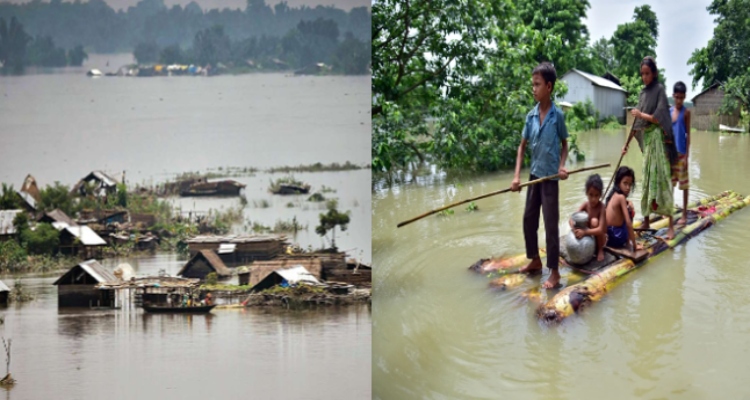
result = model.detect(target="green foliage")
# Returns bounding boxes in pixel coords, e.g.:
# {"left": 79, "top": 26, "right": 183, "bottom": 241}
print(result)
{"left": 619, "top": 74, "right": 643, "bottom": 106}
{"left": 67, "top": 45, "right": 87, "bottom": 66}
{"left": 39, "top": 182, "right": 76, "bottom": 216}
{"left": 568, "top": 133, "right": 585, "bottom": 162}
{"left": 12, "top": 212, "right": 28, "bottom": 235}
{"left": 633, "top": 5, "right": 658, "bottom": 40}
{"left": 0, "top": 17, "right": 31, "bottom": 73}
{"left": 373, "top": 0, "right": 565, "bottom": 172}
{"left": 611, "top": 19, "right": 657, "bottom": 79}
{"left": 688, "top": 0, "right": 750, "bottom": 91}
{"left": 194, "top": 25, "right": 231, "bottom": 66}
{"left": 332, "top": 32, "right": 370, "bottom": 75}
{"left": 0, "top": 240, "right": 26, "bottom": 272}
{"left": 116, "top": 183, "right": 128, "bottom": 208}
{"left": 159, "top": 44, "right": 185, "bottom": 65}
{"left": 721, "top": 69, "right": 750, "bottom": 130}
{"left": 0, "top": 184, "right": 19, "bottom": 210}
{"left": 517, "top": 0, "right": 592, "bottom": 74}
{"left": 315, "top": 201, "right": 350, "bottom": 250}
{"left": 466, "top": 202, "right": 478, "bottom": 212}
{"left": 308, "top": 193, "right": 326, "bottom": 202}
{"left": 205, "top": 272, "right": 218, "bottom": 285}
{"left": 9, "top": 279, "right": 33, "bottom": 303}
{"left": 438, "top": 209, "right": 455, "bottom": 217}
{"left": 26, "top": 35, "right": 67, "bottom": 67}
{"left": 134, "top": 41, "right": 159, "bottom": 64}
{"left": 20, "top": 222, "right": 59, "bottom": 255}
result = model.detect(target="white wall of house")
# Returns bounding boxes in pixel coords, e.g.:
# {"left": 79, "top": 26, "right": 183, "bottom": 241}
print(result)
{"left": 560, "top": 71, "right": 627, "bottom": 123}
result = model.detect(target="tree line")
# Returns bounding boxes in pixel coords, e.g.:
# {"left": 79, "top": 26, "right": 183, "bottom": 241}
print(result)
{"left": 0, "top": 0, "right": 370, "bottom": 53}
{"left": 373, "top": 0, "right": 672, "bottom": 174}
{"left": 0, "top": 17, "right": 87, "bottom": 73}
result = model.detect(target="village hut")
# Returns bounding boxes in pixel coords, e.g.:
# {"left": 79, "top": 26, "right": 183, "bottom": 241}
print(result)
{"left": 52, "top": 222, "right": 107, "bottom": 258}
{"left": 691, "top": 82, "right": 740, "bottom": 131}
{"left": 97, "top": 276, "right": 200, "bottom": 308}
{"left": 53, "top": 259, "right": 118, "bottom": 307}
{"left": 186, "top": 234, "right": 288, "bottom": 266}
{"left": 16, "top": 174, "right": 41, "bottom": 212}
{"left": 245, "top": 258, "right": 323, "bottom": 289}
{"left": 250, "top": 265, "right": 323, "bottom": 292}
{"left": 559, "top": 69, "right": 628, "bottom": 123}
{"left": 178, "top": 249, "right": 232, "bottom": 280}
{"left": 71, "top": 170, "right": 119, "bottom": 198}
{"left": 0, "top": 210, "right": 23, "bottom": 242}
{"left": 38, "top": 209, "right": 76, "bottom": 226}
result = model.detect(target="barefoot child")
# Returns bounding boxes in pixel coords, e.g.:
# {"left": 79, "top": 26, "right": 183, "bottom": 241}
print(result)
{"left": 671, "top": 81, "right": 691, "bottom": 227}
{"left": 510, "top": 62, "right": 569, "bottom": 289}
{"left": 622, "top": 56, "right": 678, "bottom": 239}
{"left": 570, "top": 174, "right": 606, "bottom": 262}
{"left": 605, "top": 166, "right": 643, "bottom": 251}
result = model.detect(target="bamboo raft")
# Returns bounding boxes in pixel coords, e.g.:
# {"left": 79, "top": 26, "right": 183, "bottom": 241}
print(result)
{"left": 468, "top": 191, "right": 749, "bottom": 323}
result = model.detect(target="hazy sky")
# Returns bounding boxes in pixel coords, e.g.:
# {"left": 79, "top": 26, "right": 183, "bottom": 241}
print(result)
{"left": 1, "top": 0, "right": 369, "bottom": 11}
{"left": 586, "top": 0, "right": 716, "bottom": 99}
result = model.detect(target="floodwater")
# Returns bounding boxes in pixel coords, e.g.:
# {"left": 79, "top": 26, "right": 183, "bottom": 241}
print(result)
{"left": 0, "top": 56, "right": 371, "bottom": 262}
{"left": 373, "top": 129, "right": 750, "bottom": 399}
{"left": 0, "top": 56, "right": 371, "bottom": 399}
{"left": 2, "top": 255, "right": 371, "bottom": 399}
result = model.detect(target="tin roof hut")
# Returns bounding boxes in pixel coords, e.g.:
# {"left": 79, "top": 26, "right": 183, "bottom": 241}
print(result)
{"left": 53, "top": 259, "right": 118, "bottom": 307}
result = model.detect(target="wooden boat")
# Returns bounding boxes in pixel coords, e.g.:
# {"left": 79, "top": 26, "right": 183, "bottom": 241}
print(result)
{"left": 468, "top": 191, "right": 750, "bottom": 323}
{"left": 719, "top": 124, "right": 745, "bottom": 133}
{"left": 142, "top": 304, "right": 217, "bottom": 313}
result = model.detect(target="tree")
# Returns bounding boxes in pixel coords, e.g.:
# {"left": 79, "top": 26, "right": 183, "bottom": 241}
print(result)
{"left": 517, "top": 0, "right": 591, "bottom": 74}
{"left": 193, "top": 25, "right": 231, "bottom": 66}
{"left": 373, "top": 0, "right": 555, "bottom": 172}
{"left": 589, "top": 37, "right": 616, "bottom": 74}
{"left": 315, "top": 200, "right": 350, "bottom": 250}
{"left": 0, "top": 17, "right": 32, "bottom": 73}
{"left": 610, "top": 19, "right": 657, "bottom": 79}
{"left": 133, "top": 42, "right": 160, "bottom": 64}
{"left": 26, "top": 35, "right": 67, "bottom": 67}
{"left": 20, "top": 222, "right": 59, "bottom": 255}
{"left": 67, "top": 45, "right": 88, "bottom": 66}
{"left": 721, "top": 68, "right": 750, "bottom": 131}
{"left": 39, "top": 182, "right": 76, "bottom": 216}
{"left": 688, "top": 0, "right": 750, "bottom": 91}
{"left": 116, "top": 183, "right": 128, "bottom": 208}
{"left": 633, "top": 5, "right": 658, "bottom": 40}
{"left": 0, "top": 184, "right": 19, "bottom": 210}
{"left": 333, "top": 32, "right": 370, "bottom": 74}
{"left": 159, "top": 44, "right": 184, "bottom": 64}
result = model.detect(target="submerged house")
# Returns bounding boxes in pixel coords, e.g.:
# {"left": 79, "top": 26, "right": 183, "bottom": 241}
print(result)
{"left": 179, "top": 180, "right": 246, "bottom": 197}
{"left": 243, "top": 258, "right": 323, "bottom": 289}
{"left": 71, "top": 170, "right": 119, "bottom": 198}
{"left": 250, "top": 265, "right": 323, "bottom": 292}
{"left": 0, "top": 280, "right": 9, "bottom": 304}
{"left": 186, "top": 234, "right": 288, "bottom": 266}
{"left": 0, "top": 210, "right": 23, "bottom": 241}
{"left": 178, "top": 249, "right": 232, "bottom": 280}
{"left": 53, "top": 259, "right": 118, "bottom": 307}
{"left": 559, "top": 68, "right": 628, "bottom": 123}
{"left": 97, "top": 275, "right": 200, "bottom": 308}
{"left": 691, "top": 82, "right": 740, "bottom": 131}
{"left": 52, "top": 222, "right": 107, "bottom": 258}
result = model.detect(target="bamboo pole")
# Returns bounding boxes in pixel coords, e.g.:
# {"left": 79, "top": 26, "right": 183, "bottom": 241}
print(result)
{"left": 397, "top": 163, "right": 611, "bottom": 228}
{"left": 602, "top": 121, "right": 636, "bottom": 200}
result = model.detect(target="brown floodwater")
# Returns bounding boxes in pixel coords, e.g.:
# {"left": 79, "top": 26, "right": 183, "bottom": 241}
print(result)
{"left": 373, "top": 129, "right": 750, "bottom": 399}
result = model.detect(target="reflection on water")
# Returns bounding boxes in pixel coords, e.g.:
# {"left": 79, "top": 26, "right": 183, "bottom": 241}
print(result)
{"left": 2, "top": 256, "right": 371, "bottom": 400}
{"left": 373, "top": 130, "right": 750, "bottom": 399}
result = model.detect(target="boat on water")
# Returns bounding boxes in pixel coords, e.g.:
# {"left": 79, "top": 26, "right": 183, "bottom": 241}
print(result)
{"left": 719, "top": 124, "right": 745, "bottom": 133}
{"left": 142, "top": 304, "right": 217, "bottom": 314}
{"left": 469, "top": 191, "right": 750, "bottom": 323}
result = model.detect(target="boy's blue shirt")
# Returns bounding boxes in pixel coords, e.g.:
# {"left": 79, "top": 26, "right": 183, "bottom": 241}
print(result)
{"left": 522, "top": 102, "right": 569, "bottom": 179}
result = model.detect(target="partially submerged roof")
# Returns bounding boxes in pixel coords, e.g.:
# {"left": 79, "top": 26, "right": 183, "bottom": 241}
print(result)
{"left": 275, "top": 265, "right": 321, "bottom": 286}
{"left": 178, "top": 249, "right": 232, "bottom": 277}
{"left": 98, "top": 276, "right": 200, "bottom": 289}
{"left": 53, "top": 259, "right": 118, "bottom": 285}
{"left": 52, "top": 222, "right": 107, "bottom": 246}
{"left": 0, "top": 280, "right": 9, "bottom": 293}
{"left": 0, "top": 210, "right": 23, "bottom": 235}
{"left": 246, "top": 258, "right": 323, "bottom": 288}
{"left": 40, "top": 209, "right": 77, "bottom": 226}
{"left": 562, "top": 69, "right": 627, "bottom": 93}
{"left": 187, "top": 234, "right": 287, "bottom": 244}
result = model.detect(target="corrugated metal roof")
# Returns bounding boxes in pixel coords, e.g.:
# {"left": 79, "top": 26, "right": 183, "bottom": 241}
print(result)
{"left": 275, "top": 265, "right": 321, "bottom": 286}
{"left": 0, "top": 280, "right": 9, "bottom": 292}
{"left": 91, "top": 170, "right": 118, "bottom": 187}
{"left": 187, "top": 234, "right": 287, "bottom": 244}
{"left": 564, "top": 69, "right": 627, "bottom": 93}
{"left": 43, "top": 209, "right": 77, "bottom": 226}
{"left": 52, "top": 222, "right": 107, "bottom": 246}
{"left": 0, "top": 210, "right": 23, "bottom": 235}
{"left": 16, "top": 191, "right": 37, "bottom": 210}
{"left": 78, "top": 259, "right": 118, "bottom": 283}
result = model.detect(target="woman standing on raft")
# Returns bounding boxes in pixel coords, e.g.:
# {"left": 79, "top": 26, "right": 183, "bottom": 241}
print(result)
{"left": 622, "top": 56, "right": 679, "bottom": 239}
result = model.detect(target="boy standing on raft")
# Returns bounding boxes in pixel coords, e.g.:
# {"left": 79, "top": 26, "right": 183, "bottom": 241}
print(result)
{"left": 671, "top": 81, "right": 691, "bottom": 226}
{"left": 511, "top": 62, "right": 569, "bottom": 289}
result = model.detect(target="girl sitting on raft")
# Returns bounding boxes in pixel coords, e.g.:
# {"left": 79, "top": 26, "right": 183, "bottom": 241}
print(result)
{"left": 570, "top": 174, "right": 607, "bottom": 261}
{"left": 605, "top": 166, "right": 643, "bottom": 251}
